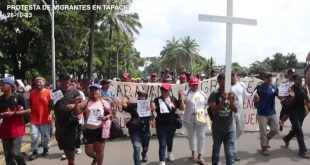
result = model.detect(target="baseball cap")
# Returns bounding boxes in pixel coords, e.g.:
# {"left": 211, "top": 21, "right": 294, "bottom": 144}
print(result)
{"left": 179, "top": 74, "right": 187, "bottom": 79}
{"left": 217, "top": 73, "right": 225, "bottom": 81}
{"left": 161, "top": 83, "right": 171, "bottom": 91}
{"left": 59, "top": 74, "right": 71, "bottom": 81}
{"left": 151, "top": 73, "right": 157, "bottom": 77}
{"left": 265, "top": 72, "right": 273, "bottom": 78}
{"left": 101, "top": 79, "right": 111, "bottom": 84}
{"left": 189, "top": 77, "right": 199, "bottom": 85}
{"left": 89, "top": 83, "right": 102, "bottom": 89}
{"left": 287, "top": 68, "right": 295, "bottom": 74}
{"left": 3, "top": 77, "right": 14, "bottom": 85}
{"left": 137, "top": 90, "right": 148, "bottom": 97}
{"left": 122, "top": 73, "right": 130, "bottom": 80}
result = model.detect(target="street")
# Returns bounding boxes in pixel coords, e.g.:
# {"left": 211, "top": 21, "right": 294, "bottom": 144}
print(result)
{"left": 24, "top": 117, "right": 310, "bottom": 165}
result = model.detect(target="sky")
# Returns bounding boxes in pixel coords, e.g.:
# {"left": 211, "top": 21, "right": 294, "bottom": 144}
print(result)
{"left": 129, "top": 0, "right": 310, "bottom": 67}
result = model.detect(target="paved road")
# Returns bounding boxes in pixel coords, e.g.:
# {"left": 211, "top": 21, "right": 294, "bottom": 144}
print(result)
{"left": 19, "top": 116, "right": 310, "bottom": 165}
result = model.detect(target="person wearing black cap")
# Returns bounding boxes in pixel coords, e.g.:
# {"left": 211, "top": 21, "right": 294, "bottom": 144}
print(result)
{"left": 254, "top": 73, "right": 279, "bottom": 156}
{"left": 282, "top": 74, "right": 309, "bottom": 158}
{"left": 121, "top": 90, "right": 152, "bottom": 165}
{"left": 53, "top": 73, "right": 81, "bottom": 165}
{"left": 0, "top": 77, "right": 30, "bottom": 165}
{"left": 208, "top": 73, "right": 237, "bottom": 165}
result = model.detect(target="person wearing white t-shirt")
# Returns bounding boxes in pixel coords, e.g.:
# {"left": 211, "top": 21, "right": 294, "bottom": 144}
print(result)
{"left": 181, "top": 77, "right": 208, "bottom": 164}
{"left": 231, "top": 72, "right": 251, "bottom": 161}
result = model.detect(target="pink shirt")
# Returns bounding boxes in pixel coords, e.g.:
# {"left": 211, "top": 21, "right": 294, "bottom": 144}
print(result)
{"left": 80, "top": 99, "right": 110, "bottom": 129}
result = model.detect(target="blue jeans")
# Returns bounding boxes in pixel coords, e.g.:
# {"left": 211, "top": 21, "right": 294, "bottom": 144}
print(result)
{"left": 2, "top": 136, "right": 26, "bottom": 165}
{"left": 156, "top": 125, "right": 176, "bottom": 161}
{"left": 130, "top": 130, "right": 151, "bottom": 165}
{"left": 212, "top": 131, "right": 236, "bottom": 165}
{"left": 31, "top": 124, "right": 51, "bottom": 152}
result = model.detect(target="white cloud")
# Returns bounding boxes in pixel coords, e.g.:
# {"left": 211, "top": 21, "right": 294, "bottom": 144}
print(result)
{"left": 130, "top": 0, "right": 310, "bottom": 67}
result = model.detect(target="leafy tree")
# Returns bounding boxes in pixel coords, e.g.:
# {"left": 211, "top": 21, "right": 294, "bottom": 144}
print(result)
{"left": 285, "top": 53, "right": 298, "bottom": 69}
{"left": 160, "top": 36, "right": 180, "bottom": 72}
{"left": 99, "top": 0, "right": 142, "bottom": 78}
{"left": 249, "top": 61, "right": 271, "bottom": 74}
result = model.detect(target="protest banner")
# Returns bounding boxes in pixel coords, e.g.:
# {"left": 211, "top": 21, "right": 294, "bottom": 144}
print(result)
{"left": 108, "top": 77, "right": 267, "bottom": 134}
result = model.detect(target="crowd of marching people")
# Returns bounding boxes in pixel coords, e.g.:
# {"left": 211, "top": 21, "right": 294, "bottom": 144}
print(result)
{"left": 0, "top": 62, "right": 310, "bottom": 165}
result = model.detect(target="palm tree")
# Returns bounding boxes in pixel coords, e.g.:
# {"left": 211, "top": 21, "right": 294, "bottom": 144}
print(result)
{"left": 160, "top": 36, "right": 181, "bottom": 72}
{"left": 180, "top": 36, "right": 199, "bottom": 55}
{"left": 100, "top": 0, "right": 142, "bottom": 78}
{"left": 179, "top": 36, "right": 199, "bottom": 74}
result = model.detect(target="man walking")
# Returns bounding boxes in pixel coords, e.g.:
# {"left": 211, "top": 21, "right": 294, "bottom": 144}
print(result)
{"left": 28, "top": 77, "right": 53, "bottom": 160}
{"left": 208, "top": 73, "right": 238, "bottom": 165}
{"left": 0, "top": 77, "right": 30, "bottom": 165}
{"left": 53, "top": 74, "right": 81, "bottom": 165}
{"left": 231, "top": 72, "right": 251, "bottom": 161}
{"left": 254, "top": 73, "right": 279, "bottom": 156}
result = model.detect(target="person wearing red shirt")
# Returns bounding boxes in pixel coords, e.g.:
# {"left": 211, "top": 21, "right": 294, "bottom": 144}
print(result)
{"left": 28, "top": 77, "right": 53, "bottom": 160}
{"left": 0, "top": 77, "right": 30, "bottom": 165}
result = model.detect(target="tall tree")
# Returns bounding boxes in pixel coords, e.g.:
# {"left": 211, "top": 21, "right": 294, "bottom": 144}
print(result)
{"left": 160, "top": 36, "right": 180, "bottom": 72}
{"left": 179, "top": 36, "right": 199, "bottom": 74}
{"left": 99, "top": 0, "right": 142, "bottom": 78}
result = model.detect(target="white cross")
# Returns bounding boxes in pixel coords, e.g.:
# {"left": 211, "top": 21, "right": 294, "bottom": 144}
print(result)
{"left": 199, "top": 0, "right": 257, "bottom": 92}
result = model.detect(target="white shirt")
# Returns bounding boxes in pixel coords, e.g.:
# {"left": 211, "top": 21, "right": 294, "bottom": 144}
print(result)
{"left": 183, "top": 90, "right": 208, "bottom": 123}
{"left": 231, "top": 82, "right": 251, "bottom": 111}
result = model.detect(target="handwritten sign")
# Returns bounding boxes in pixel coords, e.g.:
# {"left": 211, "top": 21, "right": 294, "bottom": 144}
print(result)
{"left": 87, "top": 108, "right": 104, "bottom": 126}
{"left": 278, "top": 82, "right": 290, "bottom": 96}
{"left": 137, "top": 100, "right": 151, "bottom": 117}
{"left": 51, "top": 90, "right": 64, "bottom": 104}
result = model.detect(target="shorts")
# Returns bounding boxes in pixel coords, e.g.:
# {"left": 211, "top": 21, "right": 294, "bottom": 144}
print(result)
{"left": 55, "top": 127, "right": 78, "bottom": 150}
{"left": 83, "top": 127, "right": 106, "bottom": 144}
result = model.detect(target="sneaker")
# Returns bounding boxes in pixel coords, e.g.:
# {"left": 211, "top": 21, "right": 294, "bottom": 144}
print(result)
{"left": 159, "top": 161, "right": 166, "bottom": 165}
{"left": 299, "top": 153, "right": 309, "bottom": 159}
{"left": 76, "top": 148, "right": 82, "bottom": 154}
{"left": 61, "top": 154, "right": 66, "bottom": 160}
{"left": 28, "top": 151, "right": 39, "bottom": 161}
{"left": 141, "top": 152, "right": 148, "bottom": 162}
{"left": 283, "top": 138, "right": 289, "bottom": 147}
{"left": 41, "top": 148, "right": 49, "bottom": 156}
{"left": 167, "top": 152, "right": 174, "bottom": 161}
{"left": 261, "top": 147, "right": 270, "bottom": 156}
{"left": 91, "top": 157, "right": 97, "bottom": 165}
{"left": 234, "top": 153, "right": 241, "bottom": 161}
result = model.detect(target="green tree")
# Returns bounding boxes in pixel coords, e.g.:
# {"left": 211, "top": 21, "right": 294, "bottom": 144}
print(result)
{"left": 249, "top": 61, "right": 271, "bottom": 74}
{"left": 232, "top": 62, "right": 243, "bottom": 75}
{"left": 99, "top": 0, "right": 142, "bottom": 78}
{"left": 285, "top": 53, "right": 298, "bottom": 69}
{"left": 160, "top": 36, "right": 181, "bottom": 72}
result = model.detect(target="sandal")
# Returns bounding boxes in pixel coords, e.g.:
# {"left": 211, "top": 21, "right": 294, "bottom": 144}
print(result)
{"left": 196, "top": 158, "right": 205, "bottom": 165}
{"left": 189, "top": 156, "right": 195, "bottom": 161}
